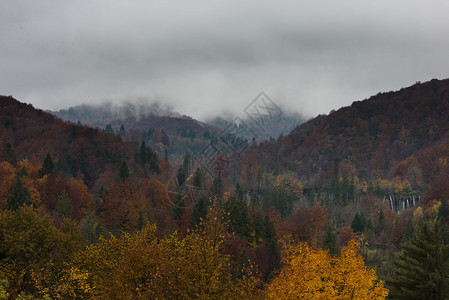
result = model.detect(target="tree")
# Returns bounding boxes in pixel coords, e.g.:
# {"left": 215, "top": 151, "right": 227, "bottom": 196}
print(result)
{"left": 438, "top": 196, "right": 449, "bottom": 225}
{"left": 176, "top": 165, "right": 186, "bottom": 186}
{"left": 139, "top": 142, "right": 147, "bottom": 166}
{"left": 282, "top": 206, "right": 328, "bottom": 246}
{"left": 266, "top": 239, "right": 388, "bottom": 299}
{"left": 189, "top": 197, "right": 207, "bottom": 229}
{"left": 351, "top": 211, "right": 365, "bottom": 233}
{"left": 118, "top": 161, "right": 130, "bottom": 182}
{"left": 71, "top": 202, "right": 262, "bottom": 299}
{"left": 388, "top": 220, "right": 449, "bottom": 299}
{"left": 79, "top": 209, "right": 103, "bottom": 244}
{"left": 0, "top": 206, "right": 84, "bottom": 297}
{"left": 101, "top": 181, "right": 147, "bottom": 232}
{"left": 105, "top": 124, "right": 114, "bottom": 133}
{"left": 263, "top": 186, "right": 294, "bottom": 218}
{"left": 0, "top": 141, "right": 16, "bottom": 166}
{"left": 182, "top": 152, "right": 191, "bottom": 177}
{"left": 211, "top": 177, "right": 223, "bottom": 199}
{"left": 38, "top": 153, "right": 54, "bottom": 178}
{"left": 7, "top": 171, "right": 31, "bottom": 211}
{"left": 172, "top": 195, "right": 185, "bottom": 220}
{"left": 193, "top": 167, "right": 203, "bottom": 189}
{"left": 402, "top": 218, "right": 414, "bottom": 243}
{"left": 55, "top": 190, "right": 73, "bottom": 219}
{"left": 148, "top": 148, "right": 160, "bottom": 174}
{"left": 223, "top": 195, "right": 249, "bottom": 238}
{"left": 322, "top": 225, "right": 339, "bottom": 256}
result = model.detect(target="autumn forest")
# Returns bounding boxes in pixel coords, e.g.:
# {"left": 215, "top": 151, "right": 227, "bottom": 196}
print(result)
{"left": 1, "top": 78, "right": 449, "bottom": 299}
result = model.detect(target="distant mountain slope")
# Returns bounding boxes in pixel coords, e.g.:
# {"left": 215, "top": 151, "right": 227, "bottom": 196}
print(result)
{"left": 53, "top": 102, "right": 218, "bottom": 138}
{"left": 246, "top": 78, "right": 449, "bottom": 190}
{"left": 53, "top": 102, "right": 306, "bottom": 142}
{"left": 207, "top": 111, "right": 305, "bottom": 142}
{"left": 0, "top": 96, "right": 167, "bottom": 190}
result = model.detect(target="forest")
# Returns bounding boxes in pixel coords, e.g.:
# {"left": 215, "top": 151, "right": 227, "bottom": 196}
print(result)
{"left": 0, "top": 79, "right": 449, "bottom": 299}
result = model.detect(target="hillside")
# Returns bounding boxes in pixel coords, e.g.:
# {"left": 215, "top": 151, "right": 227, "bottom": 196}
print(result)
{"left": 1, "top": 83, "right": 449, "bottom": 297}
{"left": 52, "top": 102, "right": 306, "bottom": 161}
{"left": 0, "top": 96, "right": 171, "bottom": 190}
{"left": 247, "top": 78, "right": 449, "bottom": 192}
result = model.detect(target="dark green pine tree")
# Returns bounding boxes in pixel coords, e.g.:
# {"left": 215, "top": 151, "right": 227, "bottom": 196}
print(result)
{"left": 38, "top": 153, "right": 54, "bottom": 178}
{"left": 147, "top": 147, "right": 160, "bottom": 174}
{"left": 351, "top": 211, "right": 365, "bottom": 233}
{"left": 438, "top": 196, "right": 449, "bottom": 244}
{"left": 211, "top": 176, "right": 223, "bottom": 199}
{"left": 70, "top": 125, "right": 79, "bottom": 140}
{"left": 263, "top": 215, "right": 276, "bottom": 242}
{"left": 322, "top": 225, "right": 339, "bottom": 256}
{"left": 172, "top": 194, "right": 185, "bottom": 220}
{"left": 189, "top": 197, "right": 207, "bottom": 229}
{"left": 235, "top": 182, "right": 244, "bottom": 200}
{"left": 176, "top": 165, "right": 186, "bottom": 186}
{"left": 439, "top": 196, "right": 449, "bottom": 224}
{"left": 0, "top": 141, "right": 17, "bottom": 166}
{"left": 105, "top": 124, "right": 114, "bottom": 133}
{"left": 388, "top": 220, "right": 449, "bottom": 300}
{"left": 182, "top": 152, "right": 191, "bottom": 177}
{"left": 223, "top": 195, "right": 249, "bottom": 238}
{"left": 193, "top": 167, "right": 203, "bottom": 189}
{"left": 139, "top": 142, "right": 147, "bottom": 165}
{"left": 252, "top": 212, "right": 264, "bottom": 243}
{"left": 118, "top": 161, "right": 130, "bottom": 182}
{"left": 379, "top": 207, "right": 385, "bottom": 229}
{"left": 164, "top": 148, "right": 169, "bottom": 162}
{"left": 402, "top": 218, "right": 414, "bottom": 243}
{"left": 7, "top": 171, "right": 31, "bottom": 211}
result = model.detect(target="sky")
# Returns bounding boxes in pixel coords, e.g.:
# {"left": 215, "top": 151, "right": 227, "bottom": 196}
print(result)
{"left": 1, "top": 1, "right": 449, "bottom": 120}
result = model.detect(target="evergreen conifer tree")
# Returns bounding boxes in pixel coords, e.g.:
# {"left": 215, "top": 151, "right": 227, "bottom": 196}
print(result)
{"left": 189, "top": 197, "right": 207, "bottom": 229}
{"left": 7, "top": 172, "right": 31, "bottom": 211}
{"left": 38, "top": 153, "right": 54, "bottom": 178}
{"left": 351, "top": 212, "right": 365, "bottom": 233}
{"left": 118, "top": 161, "right": 130, "bottom": 182}
{"left": 322, "top": 225, "right": 339, "bottom": 256}
{"left": 388, "top": 220, "right": 449, "bottom": 299}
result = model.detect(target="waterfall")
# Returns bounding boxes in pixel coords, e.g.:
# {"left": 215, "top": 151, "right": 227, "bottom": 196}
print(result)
{"left": 406, "top": 199, "right": 410, "bottom": 209}
{"left": 389, "top": 195, "right": 394, "bottom": 211}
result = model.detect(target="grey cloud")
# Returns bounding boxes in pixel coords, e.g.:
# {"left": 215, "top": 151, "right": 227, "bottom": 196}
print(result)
{"left": 1, "top": 0, "right": 449, "bottom": 120}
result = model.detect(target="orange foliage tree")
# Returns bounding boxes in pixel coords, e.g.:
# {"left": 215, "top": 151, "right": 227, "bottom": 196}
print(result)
{"left": 266, "top": 239, "right": 388, "bottom": 299}
{"left": 281, "top": 205, "right": 328, "bottom": 246}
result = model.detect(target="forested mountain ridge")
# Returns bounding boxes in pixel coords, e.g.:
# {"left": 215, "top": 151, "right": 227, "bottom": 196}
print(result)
{"left": 248, "top": 78, "right": 449, "bottom": 191}
{"left": 0, "top": 96, "right": 169, "bottom": 191}
{"left": 53, "top": 102, "right": 216, "bottom": 139}
{"left": 1, "top": 79, "right": 449, "bottom": 298}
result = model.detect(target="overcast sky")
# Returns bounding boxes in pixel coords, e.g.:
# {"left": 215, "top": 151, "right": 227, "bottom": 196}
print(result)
{"left": 1, "top": 1, "right": 449, "bottom": 120}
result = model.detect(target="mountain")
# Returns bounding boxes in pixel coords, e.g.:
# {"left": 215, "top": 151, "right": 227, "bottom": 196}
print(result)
{"left": 207, "top": 110, "right": 306, "bottom": 142}
{"left": 53, "top": 102, "right": 218, "bottom": 139}
{"left": 243, "top": 78, "right": 449, "bottom": 203}
{"left": 2, "top": 81, "right": 449, "bottom": 297}
{"left": 0, "top": 96, "right": 168, "bottom": 191}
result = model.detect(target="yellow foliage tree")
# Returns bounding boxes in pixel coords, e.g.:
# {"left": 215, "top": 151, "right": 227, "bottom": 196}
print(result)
{"left": 70, "top": 200, "right": 263, "bottom": 299}
{"left": 266, "top": 239, "right": 388, "bottom": 299}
